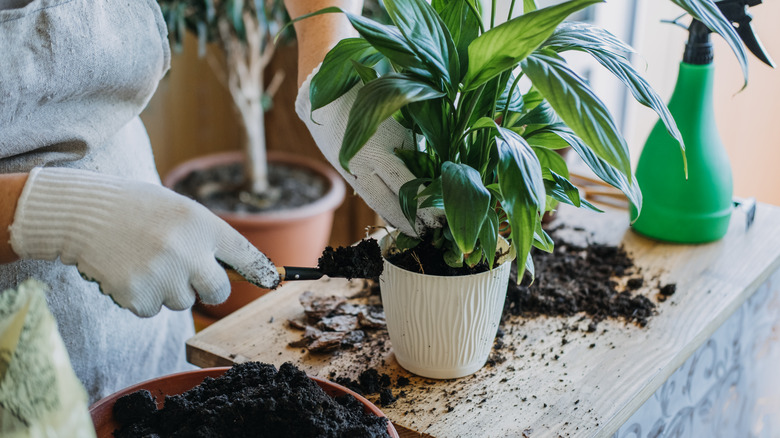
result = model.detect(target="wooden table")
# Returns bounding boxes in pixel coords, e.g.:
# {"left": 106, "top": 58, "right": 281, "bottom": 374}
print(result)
{"left": 187, "top": 203, "right": 780, "bottom": 437}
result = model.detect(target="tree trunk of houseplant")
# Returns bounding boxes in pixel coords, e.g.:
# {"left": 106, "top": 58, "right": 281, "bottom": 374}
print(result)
{"left": 378, "top": 232, "right": 516, "bottom": 379}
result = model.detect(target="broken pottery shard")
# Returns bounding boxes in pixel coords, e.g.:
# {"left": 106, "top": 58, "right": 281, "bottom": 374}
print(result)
{"left": 308, "top": 331, "right": 346, "bottom": 353}
{"left": 318, "top": 315, "right": 360, "bottom": 332}
{"left": 299, "top": 291, "right": 346, "bottom": 321}
{"left": 357, "top": 311, "right": 386, "bottom": 329}
{"left": 287, "top": 319, "right": 307, "bottom": 330}
{"left": 341, "top": 330, "right": 366, "bottom": 347}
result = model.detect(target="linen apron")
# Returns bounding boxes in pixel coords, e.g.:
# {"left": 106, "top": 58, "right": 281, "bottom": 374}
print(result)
{"left": 0, "top": 0, "right": 195, "bottom": 403}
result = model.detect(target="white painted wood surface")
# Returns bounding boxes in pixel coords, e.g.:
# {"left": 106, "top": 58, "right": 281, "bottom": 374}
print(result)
{"left": 186, "top": 203, "right": 780, "bottom": 437}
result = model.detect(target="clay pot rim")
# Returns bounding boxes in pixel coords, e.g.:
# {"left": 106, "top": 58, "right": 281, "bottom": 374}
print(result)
{"left": 89, "top": 366, "right": 399, "bottom": 438}
{"left": 163, "top": 150, "right": 346, "bottom": 223}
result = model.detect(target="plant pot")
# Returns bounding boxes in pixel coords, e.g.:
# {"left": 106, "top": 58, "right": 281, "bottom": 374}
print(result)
{"left": 89, "top": 367, "right": 398, "bottom": 438}
{"left": 378, "top": 232, "right": 516, "bottom": 379}
{"left": 164, "top": 151, "right": 345, "bottom": 319}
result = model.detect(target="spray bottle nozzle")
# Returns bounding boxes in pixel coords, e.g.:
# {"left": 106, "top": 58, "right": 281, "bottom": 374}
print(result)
{"left": 683, "top": 0, "right": 775, "bottom": 67}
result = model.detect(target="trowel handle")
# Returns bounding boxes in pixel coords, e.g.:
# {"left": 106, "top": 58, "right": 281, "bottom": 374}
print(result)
{"left": 225, "top": 266, "right": 324, "bottom": 283}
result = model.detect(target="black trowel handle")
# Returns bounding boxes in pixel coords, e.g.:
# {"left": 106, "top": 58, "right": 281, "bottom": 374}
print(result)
{"left": 225, "top": 267, "right": 324, "bottom": 283}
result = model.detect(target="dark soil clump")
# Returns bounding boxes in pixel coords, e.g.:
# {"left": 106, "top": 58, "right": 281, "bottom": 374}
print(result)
{"left": 504, "top": 229, "right": 660, "bottom": 328}
{"left": 173, "top": 161, "right": 327, "bottom": 213}
{"left": 319, "top": 238, "right": 383, "bottom": 279}
{"left": 385, "top": 234, "right": 492, "bottom": 276}
{"left": 113, "top": 362, "right": 390, "bottom": 438}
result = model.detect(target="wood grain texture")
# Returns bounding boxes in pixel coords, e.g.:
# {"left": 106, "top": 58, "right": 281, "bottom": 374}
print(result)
{"left": 187, "top": 203, "right": 780, "bottom": 437}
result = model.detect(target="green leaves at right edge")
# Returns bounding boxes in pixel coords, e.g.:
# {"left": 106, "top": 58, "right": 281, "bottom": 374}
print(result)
{"left": 496, "top": 128, "right": 545, "bottom": 282}
{"left": 521, "top": 50, "right": 633, "bottom": 181}
{"left": 462, "top": 0, "right": 602, "bottom": 90}
{"left": 442, "top": 162, "right": 490, "bottom": 255}
{"left": 340, "top": 74, "right": 445, "bottom": 172}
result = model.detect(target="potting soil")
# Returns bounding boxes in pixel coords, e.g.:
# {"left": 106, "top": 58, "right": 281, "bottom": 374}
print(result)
{"left": 318, "top": 238, "right": 383, "bottom": 279}
{"left": 112, "top": 362, "right": 390, "bottom": 438}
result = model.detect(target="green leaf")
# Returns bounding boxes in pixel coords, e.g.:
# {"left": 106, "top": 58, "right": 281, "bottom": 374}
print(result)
{"left": 438, "top": 0, "right": 481, "bottom": 78}
{"left": 533, "top": 147, "right": 569, "bottom": 179}
{"left": 533, "top": 220, "right": 554, "bottom": 253}
{"left": 525, "top": 126, "right": 572, "bottom": 150}
{"left": 418, "top": 176, "right": 444, "bottom": 209}
{"left": 670, "top": 0, "right": 748, "bottom": 87}
{"left": 516, "top": 100, "right": 561, "bottom": 127}
{"left": 523, "top": 252, "right": 535, "bottom": 285}
{"left": 384, "top": 0, "right": 459, "bottom": 90}
{"left": 395, "top": 149, "right": 436, "bottom": 179}
{"left": 442, "top": 162, "right": 491, "bottom": 254}
{"left": 479, "top": 209, "right": 499, "bottom": 269}
{"left": 310, "top": 38, "right": 383, "bottom": 112}
{"left": 465, "top": 247, "right": 483, "bottom": 267}
{"left": 463, "top": 0, "right": 602, "bottom": 90}
{"left": 396, "top": 233, "right": 421, "bottom": 251}
{"left": 542, "top": 22, "right": 685, "bottom": 164}
{"left": 522, "top": 50, "right": 632, "bottom": 181}
{"left": 351, "top": 60, "right": 380, "bottom": 84}
{"left": 544, "top": 170, "right": 581, "bottom": 207}
{"left": 553, "top": 128, "right": 642, "bottom": 212}
{"left": 444, "top": 247, "right": 464, "bottom": 268}
{"left": 524, "top": 0, "right": 537, "bottom": 13}
{"left": 496, "top": 128, "right": 545, "bottom": 282}
{"left": 399, "top": 178, "right": 431, "bottom": 235}
{"left": 406, "top": 98, "right": 450, "bottom": 159}
{"left": 340, "top": 74, "right": 445, "bottom": 171}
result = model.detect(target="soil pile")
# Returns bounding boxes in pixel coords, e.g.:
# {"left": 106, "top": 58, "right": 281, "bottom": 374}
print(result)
{"left": 504, "top": 228, "right": 673, "bottom": 328}
{"left": 112, "top": 362, "right": 390, "bottom": 438}
{"left": 173, "top": 162, "right": 327, "bottom": 213}
{"left": 318, "top": 238, "right": 383, "bottom": 279}
{"left": 385, "top": 235, "right": 493, "bottom": 276}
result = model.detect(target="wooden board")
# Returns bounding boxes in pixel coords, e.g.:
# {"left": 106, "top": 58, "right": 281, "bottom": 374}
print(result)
{"left": 187, "top": 203, "right": 780, "bottom": 437}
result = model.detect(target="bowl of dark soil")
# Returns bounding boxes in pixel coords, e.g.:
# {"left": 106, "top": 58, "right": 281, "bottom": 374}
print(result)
{"left": 89, "top": 362, "right": 398, "bottom": 438}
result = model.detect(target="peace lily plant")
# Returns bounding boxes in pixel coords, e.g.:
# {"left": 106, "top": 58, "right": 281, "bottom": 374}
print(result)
{"left": 297, "top": 0, "right": 747, "bottom": 281}
{"left": 293, "top": 0, "right": 748, "bottom": 378}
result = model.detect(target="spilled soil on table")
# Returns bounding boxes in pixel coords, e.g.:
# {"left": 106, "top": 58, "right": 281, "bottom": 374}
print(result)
{"left": 293, "top": 225, "right": 677, "bottom": 413}
{"left": 113, "top": 362, "right": 390, "bottom": 438}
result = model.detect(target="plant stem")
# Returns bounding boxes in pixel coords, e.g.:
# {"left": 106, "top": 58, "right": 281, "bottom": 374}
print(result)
{"left": 452, "top": 84, "right": 486, "bottom": 160}
{"left": 490, "top": 0, "right": 496, "bottom": 29}
{"left": 465, "top": 1, "right": 485, "bottom": 33}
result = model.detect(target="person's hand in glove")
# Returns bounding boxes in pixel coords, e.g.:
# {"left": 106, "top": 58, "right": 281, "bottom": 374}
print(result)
{"left": 284, "top": 0, "right": 444, "bottom": 237}
{"left": 2, "top": 167, "right": 280, "bottom": 318}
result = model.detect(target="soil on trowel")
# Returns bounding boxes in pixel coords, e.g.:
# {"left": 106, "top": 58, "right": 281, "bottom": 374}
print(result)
{"left": 318, "top": 238, "right": 384, "bottom": 279}
{"left": 504, "top": 226, "right": 674, "bottom": 329}
{"left": 173, "top": 161, "right": 327, "bottom": 213}
{"left": 112, "top": 361, "right": 390, "bottom": 438}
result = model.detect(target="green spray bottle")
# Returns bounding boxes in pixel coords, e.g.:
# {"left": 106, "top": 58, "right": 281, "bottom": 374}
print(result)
{"left": 630, "top": 0, "right": 774, "bottom": 243}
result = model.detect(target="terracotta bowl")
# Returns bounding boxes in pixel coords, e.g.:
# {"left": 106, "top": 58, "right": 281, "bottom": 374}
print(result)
{"left": 89, "top": 367, "right": 399, "bottom": 438}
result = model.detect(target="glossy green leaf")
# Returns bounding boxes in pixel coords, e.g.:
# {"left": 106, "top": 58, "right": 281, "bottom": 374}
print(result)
{"left": 340, "top": 74, "right": 445, "bottom": 171}
{"left": 553, "top": 128, "right": 642, "bottom": 212}
{"left": 384, "top": 0, "right": 459, "bottom": 89}
{"left": 465, "top": 246, "right": 483, "bottom": 267}
{"left": 542, "top": 22, "right": 685, "bottom": 163}
{"left": 533, "top": 220, "right": 554, "bottom": 253}
{"left": 522, "top": 50, "right": 632, "bottom": 180}
{"left": 396, "top": 233, "right": 421, "bottom": 251}
{"left": 479, "top": 209, "right": 499, "bottom": 269}
{"left": 671, "top": 0, "right": 748, "bottom": 87}
{"left": 524, "top": 0, "right": 537, "bottom": 13}
{"left": 395, "top": 149, "right": 436, "bottom": 179}
{"left": 310, "top": 38, "right": 383, "bottom": 112}
{"left": 407, "top": 98, "right": 450, "bottom": 159}
{"left": 351, "top": 60, "right": 380, "bottom": 84}
{"left": 463, "top": 0, "right": 602, "bottom": 90}
{"left": 399, "top": 178, "right": 431, "bottom": 235}
{"left": 438, "top": 0, "right": 481, "bottom": 77}
{"left": 496, "top": 127, "right": 545, "bottom": 282}
{"left": 533, "top": 147, "right": 569, "bottom": 179}
{"left": 442, "top": 162, "right": 491, "bottom": 254}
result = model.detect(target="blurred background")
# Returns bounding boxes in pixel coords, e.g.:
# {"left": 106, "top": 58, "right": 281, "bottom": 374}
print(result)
{"left": 141, "top": 0, "right": 779, "bottom": 248}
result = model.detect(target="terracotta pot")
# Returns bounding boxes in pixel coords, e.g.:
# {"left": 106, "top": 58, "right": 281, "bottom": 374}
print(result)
{"left": 164, "top": 151, "right": 345, "bottom": 319}
{"left": 378, "top": 232, "right": 516, "bottom": 379}
{"left": 89, "top": 367, "right": 399, "bottom": 438}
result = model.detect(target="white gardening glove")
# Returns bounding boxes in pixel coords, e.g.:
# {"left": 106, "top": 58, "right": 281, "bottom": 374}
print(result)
{"left": 296, "top": 66, "right": 444, "bottom": 237}
{"left": 8, "top": 167, "right": 280, "bottom": 318}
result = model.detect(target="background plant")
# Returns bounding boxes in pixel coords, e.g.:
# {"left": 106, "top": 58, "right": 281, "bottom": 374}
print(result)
{"left": 300, "top": 0, "right": 749, "bottom": 278}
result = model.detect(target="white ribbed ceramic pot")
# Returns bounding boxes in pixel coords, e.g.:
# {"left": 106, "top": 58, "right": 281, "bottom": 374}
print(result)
{"left": 379, "top": 232, "right": 516, "bottom": 379}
